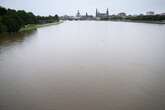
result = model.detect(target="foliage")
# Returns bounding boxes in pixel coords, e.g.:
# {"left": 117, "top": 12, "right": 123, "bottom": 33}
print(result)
{"left": 0, "top": 6, "right": 59, "bottom": 33}
{"left": 37, "top": 14, "right": 59, "bottom": 24}
{"left": 109, "top": 14, "right": 165, "bottom": 21}
{"left": 125, "top": 15, "right": 165, "bottom": 21}
{"left": 0, "top": 6, "right": 7, "bottom": 16}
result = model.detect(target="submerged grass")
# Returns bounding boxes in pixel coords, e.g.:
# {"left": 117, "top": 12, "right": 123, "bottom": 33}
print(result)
{"left": 19, "top": 21, "right": 63, "bottom": 32}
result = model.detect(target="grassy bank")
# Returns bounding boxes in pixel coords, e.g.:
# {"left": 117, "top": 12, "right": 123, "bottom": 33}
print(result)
{"left": 19, "top": 21, "right": 63, "bottom": 32}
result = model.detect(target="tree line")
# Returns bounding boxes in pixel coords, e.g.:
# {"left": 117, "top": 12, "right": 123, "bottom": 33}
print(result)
{"left": 0, "top": 6, "right": 59, "bottom": 33}
{"left": 105, "top": 15, "right": 165, "bottom": 21}
{"left": 125, "top": 15, "right": 165, "bottom": 21}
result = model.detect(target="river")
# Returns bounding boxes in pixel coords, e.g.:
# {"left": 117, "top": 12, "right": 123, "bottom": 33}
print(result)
{"left": 0, "top": 21, "right": 165, "bottom": 110}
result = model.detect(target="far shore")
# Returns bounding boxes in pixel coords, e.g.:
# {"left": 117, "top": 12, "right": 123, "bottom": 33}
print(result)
{"left": 72, "top": 20, "right": 165, "bottom": 24}
{"left": 107, "top": 20, "right": 165, "bottom": 24}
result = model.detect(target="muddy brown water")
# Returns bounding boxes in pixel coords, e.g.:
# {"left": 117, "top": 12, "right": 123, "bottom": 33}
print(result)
{"left": 0, "top": 21, "right": 165, "bottom": 110}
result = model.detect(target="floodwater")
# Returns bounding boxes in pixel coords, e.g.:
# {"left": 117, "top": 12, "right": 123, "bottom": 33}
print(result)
{"left": 0, "top": 21, "right": 165, "bottom": 110}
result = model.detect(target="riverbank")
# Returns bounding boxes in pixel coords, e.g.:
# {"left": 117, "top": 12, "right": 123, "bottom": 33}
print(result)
{"left": 99, "top": 20, "right": 165, "bottom": 24}
{"left": 118, "top": 20, "right": 165, "bottom": 24}
{"left": 19, "top": 21, "right": 63, "bottom": 32}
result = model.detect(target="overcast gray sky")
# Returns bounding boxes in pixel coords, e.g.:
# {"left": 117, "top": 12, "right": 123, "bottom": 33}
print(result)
{"left": 0, "top": 0, "right": 165, "bottom": 16}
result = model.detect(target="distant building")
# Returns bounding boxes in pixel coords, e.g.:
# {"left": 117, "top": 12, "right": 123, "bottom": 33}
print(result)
{"left": 96, "top": 8, "right": 109, "bottom": 19}
{"left": 160, "top": 13, "right": 165, "bottom": 15}
{"left": 74, "top": 10, "right": 95, "bottom": 20}
{"left": 80, "top": 12, "right": 94, "bottom": 20}
{"left": 139, "top": 14, "right": 144, "bottom": 16}
{"left": 74, "top": 10, "right": 82, "bottom": 20}
{"left": 76, "top": 10, "right": 81, "bottom": 17}
{"left": 146, "top": 11, "right": 155, "bottom": 15}
{"left": 60, "top": 15, "right": 74, "bottom": 20}
{"left": 118, "top": 12, "right": 126, "bottom": 17}
{"left": 86, "top": 12, "right": 88, "bottom": 17}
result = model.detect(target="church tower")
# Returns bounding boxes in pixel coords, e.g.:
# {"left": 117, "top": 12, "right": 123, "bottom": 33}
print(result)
{"left": 106, "top": 8, "right": 109, "bottom": 17}
{"left": 86, "top": 12, "right": 88, "bottom": 17}
{"left": 96, "top": 9, "right": 98, "bottom": 17}
{"left": 76, "top": 10, "right": 80, "bottom": 17}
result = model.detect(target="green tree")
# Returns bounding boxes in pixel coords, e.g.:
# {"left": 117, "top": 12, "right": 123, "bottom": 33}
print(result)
{"left": 0, "top": 22, "right": 7, "bottom": 33}
{"left": 0, "top": 6, "right": 7, "bottom": 16}
{"left": 2, "top": 15, "right": 21, "bottom": 32}
{"left": 0, "top": 6, "right": 59, "bottom": 33}
{"left": 54, "top": 15, "right": 59, "bottom": 21}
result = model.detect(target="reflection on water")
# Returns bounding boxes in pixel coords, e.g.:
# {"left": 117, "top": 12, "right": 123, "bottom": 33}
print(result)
{"left": 0, "top": 21, "right": 165, "bottom": 110}
{"left": 0, "top": 31, "right": 36, "bottom": 47}
{"left": 0, "top": 31, "right": 37, "bottom": 54}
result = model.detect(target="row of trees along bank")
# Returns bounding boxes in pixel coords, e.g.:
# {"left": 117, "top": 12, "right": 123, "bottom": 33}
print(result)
{"left": 0, "top": 6, "right": 59, "bottom": 33}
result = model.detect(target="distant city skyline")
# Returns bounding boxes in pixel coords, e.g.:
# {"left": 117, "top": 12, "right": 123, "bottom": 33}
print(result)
{"left": 0, "top": 0, "right": 165, "bottom": 16}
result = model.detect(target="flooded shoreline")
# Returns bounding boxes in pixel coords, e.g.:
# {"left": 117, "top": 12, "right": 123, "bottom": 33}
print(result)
{"left": 0, "top": 21, "right": 165, "bottom": 110}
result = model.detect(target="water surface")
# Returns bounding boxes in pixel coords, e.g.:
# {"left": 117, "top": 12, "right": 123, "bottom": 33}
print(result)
{"left": 0, "top": 21, "right": 165, "bottom": 110}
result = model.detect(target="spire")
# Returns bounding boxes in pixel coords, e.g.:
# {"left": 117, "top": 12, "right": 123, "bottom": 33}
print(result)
{"left": 76, "top": 10, "right": 80, "bottom": 17}
{"left": 86, "top": 12, "right": 88, "bottom": 17}
{"left": 96, "top": 8, "right": 98, "bottom": 17}
{"left": 106, "top": 8, "right": 109, "bottom": 16}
